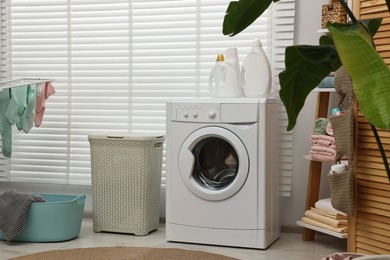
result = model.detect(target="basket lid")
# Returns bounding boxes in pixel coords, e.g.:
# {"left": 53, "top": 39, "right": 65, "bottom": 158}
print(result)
{"left": 88, "top": 132, "right": 165, "bottom": 141}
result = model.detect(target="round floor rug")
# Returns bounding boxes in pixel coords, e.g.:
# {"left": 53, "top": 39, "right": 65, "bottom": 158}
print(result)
{"left": 10, "top": 246, "right": 239, "bottom": 260}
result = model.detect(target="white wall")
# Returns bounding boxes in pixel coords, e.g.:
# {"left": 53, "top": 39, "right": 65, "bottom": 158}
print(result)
{"left": 279, "top": 0, "right": 337, "bottom": 228}
{"left": 0, "top": 0, "right": 337, "bottom": 228}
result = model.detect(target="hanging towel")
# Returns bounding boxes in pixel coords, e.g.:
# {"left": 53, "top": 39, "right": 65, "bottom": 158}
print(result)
{"left": 5, "top": 85, "right": 28, "bottom": 125}
{"left": 0, "top": 90, "right": 12, "bottom": 158}
{"left": 16, "top": 85, "right": 36, "bottom": 133}
{"left": 0, "top": 189, "right": 45, "bottom": 241}
{"left": 314, "top": 118, "right": 330, "bottom": 135}
{"left": 35, "top": 82, "right": 55, "bottom": 127}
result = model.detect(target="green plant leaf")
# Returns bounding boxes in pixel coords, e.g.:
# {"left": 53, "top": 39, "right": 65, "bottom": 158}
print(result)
{"left": 319, "top": 34, "right": 334, "bottom": 46}
{"left": 328, "top": 22, "right": 390, "bottom": 129}
{"left": 223, "top": 0, "right": 278, "bottom": 36}
{"left": 359, "top": 18, "right": 383, "bottom": 38}
{"left": 279, "top": 45, "right": 342, "bottom": 131}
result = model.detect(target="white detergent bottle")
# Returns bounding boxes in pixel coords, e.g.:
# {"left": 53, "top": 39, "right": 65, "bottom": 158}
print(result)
{"left": 225, "top": 47, "right": 242, "bottom": 97}
{"left": 241, "top": 38, "right": 271, "bottom": 98}
{"left": 209, "top": 54, "right": 240, "bottom": 98}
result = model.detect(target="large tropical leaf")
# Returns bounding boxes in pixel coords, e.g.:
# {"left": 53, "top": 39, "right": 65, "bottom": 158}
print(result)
{"left": 359, "top": 18, "right": 383, "bottom": 38}
{"left": 328, "top": 22, "right": 390, "bottom": 129}
{"left": 279, "top": 45, "right": 342, "bottom": 131}
{"left": 223, "top": 0, "right": 279, "bottom": 36}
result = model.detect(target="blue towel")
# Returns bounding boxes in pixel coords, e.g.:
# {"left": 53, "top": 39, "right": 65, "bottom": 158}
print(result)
{"left": 318, "top": 76, "right": 334, "bottom": 89}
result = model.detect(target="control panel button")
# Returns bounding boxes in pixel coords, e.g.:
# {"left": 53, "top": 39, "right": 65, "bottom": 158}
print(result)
{"left": 208, "top": 111, "right": 216, "bottom": 119}
{"left": 183, "top": 111, "right": 189, "bottom": 118}
{"left": 193, "top": 112, "right": 198, "bottom": 118}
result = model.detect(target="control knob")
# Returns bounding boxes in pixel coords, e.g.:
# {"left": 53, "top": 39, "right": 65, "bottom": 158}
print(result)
{"left": 208, "top": 111, "right": 216, "bottom": 119}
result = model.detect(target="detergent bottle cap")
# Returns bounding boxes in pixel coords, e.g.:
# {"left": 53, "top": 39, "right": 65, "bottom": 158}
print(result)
{"left": 216, "top": 54, "right": 224, "bottom": 62}
{"left": 252, "top": 38, "right": 262, "bottom": 48}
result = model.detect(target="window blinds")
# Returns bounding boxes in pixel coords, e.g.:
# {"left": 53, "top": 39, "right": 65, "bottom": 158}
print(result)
{"left": 0, "top": 0, "right": 294, "bottom": 196}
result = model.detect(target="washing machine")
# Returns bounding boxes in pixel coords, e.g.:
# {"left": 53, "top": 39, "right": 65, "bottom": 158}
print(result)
{"left": 165, "top": 98, "right": 281, "bottom": 249}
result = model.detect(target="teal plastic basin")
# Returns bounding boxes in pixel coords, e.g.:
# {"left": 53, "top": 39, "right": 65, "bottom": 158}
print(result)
{"left": 0, "top": 194, "right": 85, "bottom": 242}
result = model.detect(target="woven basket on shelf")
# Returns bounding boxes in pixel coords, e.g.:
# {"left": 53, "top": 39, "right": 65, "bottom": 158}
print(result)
{"left": 321, "top": 2, "right": 347, "bottom": 29}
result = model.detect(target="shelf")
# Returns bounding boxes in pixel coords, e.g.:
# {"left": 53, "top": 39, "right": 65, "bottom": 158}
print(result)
{"left": 313, "top": 87, "right": 335, "bottom": 93}
{"left": 303, "top": 155, "right": 348, "bottom": 165}
{"left": 317, "top": 29, "right": 329, "bottom": 35}
{"left": 296, "top": 221, "right": 347, "bottom": 239}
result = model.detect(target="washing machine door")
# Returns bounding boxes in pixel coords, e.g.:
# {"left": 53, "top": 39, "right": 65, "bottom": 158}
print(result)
{"left": 178, "top": 126, "right": 249, "bottom": 201}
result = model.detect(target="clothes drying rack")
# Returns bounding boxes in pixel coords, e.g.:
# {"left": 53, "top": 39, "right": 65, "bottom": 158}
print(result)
{"left": 0, "top": 78, "right": 54, "bottom": 92}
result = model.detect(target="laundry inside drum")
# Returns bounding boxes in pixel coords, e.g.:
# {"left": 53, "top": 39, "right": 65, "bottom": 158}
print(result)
{"left": 192, "top": 137, "right": 238, "bottom": 190}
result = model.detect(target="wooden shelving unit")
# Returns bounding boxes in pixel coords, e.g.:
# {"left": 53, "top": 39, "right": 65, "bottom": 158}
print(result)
{"left": 301, "top": 89, "right": 332, "bottom": 241}
{"left": 299, "top": 88, "right": 347, "bottom": 240}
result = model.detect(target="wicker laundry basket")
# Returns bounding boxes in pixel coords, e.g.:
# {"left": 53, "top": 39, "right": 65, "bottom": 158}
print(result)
{"left": 88, "top": 133, "right": 165, "bottom": 236}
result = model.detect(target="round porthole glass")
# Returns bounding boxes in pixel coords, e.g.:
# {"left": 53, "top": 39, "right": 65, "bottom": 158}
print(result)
{"left": 191, "top": 137, "right": 238, "bottom": 190}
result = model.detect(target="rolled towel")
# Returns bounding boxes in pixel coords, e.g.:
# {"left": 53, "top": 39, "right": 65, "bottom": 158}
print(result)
{"left": 314, "top": 118, "right": 330, "bottom": 135}
{"left": 326, "top": 122, "right": 334, "bottom": 136}
{"left": 318, "top": 75, "right": 334, "bottom": 89}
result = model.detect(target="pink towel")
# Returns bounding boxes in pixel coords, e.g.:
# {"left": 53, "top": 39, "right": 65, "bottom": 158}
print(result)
{"left": 326, "top": 122, "right": 334, "bottom": 136}
{"left": 35, "top": 82, "right": 55, "bottom": 127}
{"left": 309, "top": 151, "right": 336, "bottom": 162}
{"left": 309, "top": 145, "right": 336, "bottom": 162}
{"left": 310, "top": 145, "right": 336, "bottom": 155}
{"left": 309, "top": 145, "right": 337, "bottom": 161}
{"left": 310, "top": 135, "right": 336, "bottom": 149}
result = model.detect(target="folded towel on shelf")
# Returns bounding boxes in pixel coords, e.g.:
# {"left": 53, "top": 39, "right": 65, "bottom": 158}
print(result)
{"left": 0, "top": 189, "right": 45, "bottom": 241}
{"left": 310, "top": 145, "right": 336, "bottom": 155}
{"left": 315, "top": 198, "right": 348, "bottom": 216}
{"left": 310, "top": 207, "right": 347, "bottom": 220}
{"left": 309, "top": 153, "right": 336, "bottom": 162}
{"left": 314, "top": 118, "right": 330, "bottom": 135}
{"left": 310, "top": 135, "right": 336, "bottom": 149}
{"left": 309, "top": 152, "right": 336, "bottom": 162}
{"left": 301, "top": 217, "right": 348, "bottom": 233}
{"left": 304, "top": 210, "right": 347, "bottom": 228}
{"left": 309, "top": 145, "right": 337, "bottom": 161}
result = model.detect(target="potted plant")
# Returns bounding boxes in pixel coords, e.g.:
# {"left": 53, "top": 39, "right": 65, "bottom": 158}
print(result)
{"left": 222, "top": 0, "right": 390, "bottom": 181}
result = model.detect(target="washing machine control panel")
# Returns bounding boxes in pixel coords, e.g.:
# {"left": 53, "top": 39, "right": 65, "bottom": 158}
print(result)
{"left": 173, "top": 103, "right": 221, "bottom": 122}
